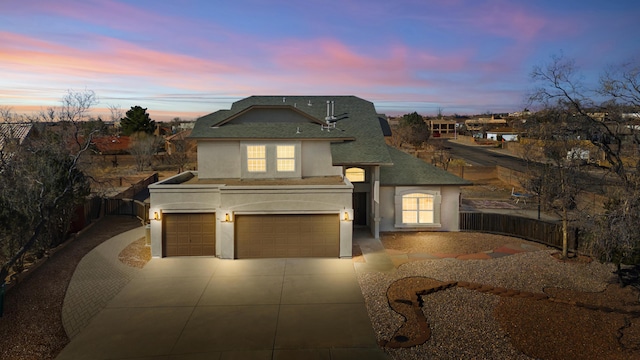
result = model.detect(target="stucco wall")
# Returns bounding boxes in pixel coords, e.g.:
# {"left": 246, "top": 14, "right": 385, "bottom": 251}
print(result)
{"left": 197, "top": 140, "right": 341, "bottom": 179}
{"left": 149, "top": 174, "right": 354, "bottom": 258}
{"left": 379, "top": 185, "right": 461, "bottom": 232}
{"left": 197, "top": 141, "right": 241, "bottom": 179}
{"left": 301, "top": 141, "right": 343, "bottom": 177}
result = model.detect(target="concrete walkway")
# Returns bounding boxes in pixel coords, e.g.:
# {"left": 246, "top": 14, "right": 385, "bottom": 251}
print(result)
{"left": 57, "top": 227, "right": 389, "bottom": 360}
{"left": 61, "top": 226, "right": 146, "bottom": 339}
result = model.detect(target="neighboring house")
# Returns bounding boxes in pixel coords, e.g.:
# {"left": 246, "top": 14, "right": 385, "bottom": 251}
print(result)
{"left": 465, "top": 116, "right": 507, "bottom": 132}
{"left": 0, "top": 123, "right": 35, "bottom": 160}
{"left": 486, "top": 127, "right": 519, "bottom": 142}
{"left": 164, "top": 129, "right": 194, "bottom": 155}
{"left": 428, "top": 119, "right": 457, "bottom": 137}
{"left": 91, "top": 135, "right": 131, "bottom": 155}
{"left": 149, "top": 96, "right": 470, "bottom": 259}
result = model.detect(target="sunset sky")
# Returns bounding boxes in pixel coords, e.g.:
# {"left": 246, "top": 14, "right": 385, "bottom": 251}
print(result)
{"left": 1, "top": 0, "right": 639, "bottom": 121}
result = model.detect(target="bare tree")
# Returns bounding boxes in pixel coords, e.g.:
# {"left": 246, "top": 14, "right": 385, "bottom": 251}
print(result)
{"left": 520, "top": 109, "right": 588, "bottom": 258}
{"left": 165, "top": 132, "right": 192, "bottom": 173}
{"left": 129, "top": 132, "right": 162, "bottom": 171}
{"left": 529, "top": 55, "right": 640, "bottom": 268}
{"left": 0, "top": 106, "right": 16, "bottom": 123}
{"left": 0, "top": 90, "right": 96, "bottom": 285}
{"left": 426, "top": 138, "right": 452, "bottom": 170}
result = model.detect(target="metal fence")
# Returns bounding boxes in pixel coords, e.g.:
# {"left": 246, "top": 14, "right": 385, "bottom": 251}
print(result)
{"left": 459, "top": 212, "right": 577, "bottom": 250}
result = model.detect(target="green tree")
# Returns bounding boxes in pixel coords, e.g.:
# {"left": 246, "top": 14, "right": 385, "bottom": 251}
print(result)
{"left": 400, "top": 111, "right": 424, "bottom": 127}
{"left": 120, "top": 106, "right": 156, "bottom": 135}
{"left": 391, "top": 112, "right": 430, "bottom": 148}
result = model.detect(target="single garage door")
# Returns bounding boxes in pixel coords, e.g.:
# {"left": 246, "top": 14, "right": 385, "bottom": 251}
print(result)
{"left": 235, "top": 214, "right": 339, "bottom": 258}
{"left": 163, "top": 213, "right": 215, "bottom": 256}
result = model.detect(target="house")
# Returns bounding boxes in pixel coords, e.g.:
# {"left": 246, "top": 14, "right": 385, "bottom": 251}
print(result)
{"left": 148, "top": 96, "right": 470, "bottom": 259}
{"left": 427, "top": 119, "right": 457, "bottom": 137}
{"left": 486, "top": 127, "right": 519, "bottom": 142}
{"left": 0, "top": 123, "right": 34, "bottom": 153}
{"left": 464, "top": 116, "right": 507, "bottom": 132}
{"left": 91, "top": 135, "right": 131, "bottom": 155}
{"left": 164, "top": 129, "right": 195, "bottom": 155}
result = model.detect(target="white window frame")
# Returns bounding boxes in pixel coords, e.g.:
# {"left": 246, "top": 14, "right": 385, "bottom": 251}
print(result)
{"left": 246, "top": 145, "right": 266, "bottom": 172}
{"left": 241, "top": 141, "right": 301, "bottom": 179}
{"left": 276, "top": 145, "right": 296, "bottom": 172}
{"left": 394, "top": 188, "right": 441, "bottom": 228}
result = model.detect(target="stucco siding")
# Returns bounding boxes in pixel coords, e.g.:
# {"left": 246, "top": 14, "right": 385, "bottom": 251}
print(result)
{"left": 379, "top": 185, "right": 461, "bottom": 232}
{"left": 197, "top": 141, "right": 241, "bottom": 179}
{"left": 301, "top": 141, "right": 343, "bottom": 177}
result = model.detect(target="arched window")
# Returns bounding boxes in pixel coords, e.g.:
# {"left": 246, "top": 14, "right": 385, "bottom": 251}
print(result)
{"left": 345, "top": 167, "right": 365, "bottom": 182}
{"left": 402, "top": 193, "right": 434, "bottom": 224}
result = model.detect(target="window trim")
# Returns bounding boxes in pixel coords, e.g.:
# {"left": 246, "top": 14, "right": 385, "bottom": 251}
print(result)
{"left": 276, "top": 145, "right": 296, "bottom": 172}
{"left": 345, "top": 167, "right": 366, "bottom": 182}
{"left": 394, "top": 189, "right": 441, "bottom": 228}
{"left": 241, "top": 141, "right": 301, "bottom": 179}
{"left": 246, "top": 145, "right": 266, "bottom": 172}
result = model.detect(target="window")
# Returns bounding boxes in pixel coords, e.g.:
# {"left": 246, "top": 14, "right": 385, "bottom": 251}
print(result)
{"left": 345, "top": 167, "right": 365, "bottom": 182}
{"left": 402, "top": 193, "right": 434, "bottom": 224}
{"left": 247, "top": 145, "right": 266, "bottom": 172}
{"left": 277, "top": 145, "right": 295, "bottom": 172}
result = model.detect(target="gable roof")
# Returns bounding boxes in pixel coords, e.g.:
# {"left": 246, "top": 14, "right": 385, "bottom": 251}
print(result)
{"left": 191, "top": 96, "right": 393, "bottom": 165}
{"left": 380, "top": 146, "right": 471, "bottom": 186}
{"left": 0, "top": 123, "right": 33, "bottom": 151}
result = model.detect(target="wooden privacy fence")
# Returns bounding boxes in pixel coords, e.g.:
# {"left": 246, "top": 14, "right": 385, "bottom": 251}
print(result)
{"left": 75, "top": 197, "right": 149, "bottom": 231}
{"left": 459, "top": 212, "right": 577, "bottom": 250}
{"left": 104, "top": 198, "right": 150, "bottom": 223}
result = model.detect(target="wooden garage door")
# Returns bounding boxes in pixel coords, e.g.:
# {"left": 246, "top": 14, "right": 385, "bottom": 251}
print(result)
{"left": 235, "top": 214, "right": 339, "bottom": 258}
{"left": 163, "top": 213, "right": 215, "bottom": 256}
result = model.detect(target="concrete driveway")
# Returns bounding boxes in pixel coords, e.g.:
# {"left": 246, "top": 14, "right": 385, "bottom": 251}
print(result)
{"left": 57, "top": 233, "right": 388, "bottom": 360}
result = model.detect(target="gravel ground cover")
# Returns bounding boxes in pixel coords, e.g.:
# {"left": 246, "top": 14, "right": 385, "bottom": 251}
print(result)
{"left": 359, "top": 232, "right": 640, "bottom": 360}
{"left": 0, "top": 216, "right": 141, "bottom": 360}
{"left": 3, "top": 216, "right": 640, "bottom": 360}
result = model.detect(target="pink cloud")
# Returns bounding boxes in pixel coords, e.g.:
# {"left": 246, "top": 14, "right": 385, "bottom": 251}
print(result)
{"left": 262, "top": 38, "right": 470, "bottom": 91}
{"left": 0, "top": 31, "right": 246, "bottom": 91}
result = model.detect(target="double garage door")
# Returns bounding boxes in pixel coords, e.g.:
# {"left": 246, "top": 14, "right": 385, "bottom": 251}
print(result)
{"left": 163, "top": 213, "right": 216, "bottom": 256}
{"left": 235, "top": 214, "right": 339, "bottom": 258}
{"left": 163, "top": 213, "right": 339, "bottom": 258}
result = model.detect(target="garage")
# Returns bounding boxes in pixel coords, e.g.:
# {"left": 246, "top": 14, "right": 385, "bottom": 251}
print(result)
{"left": 235, "top": 214, "right": 339, "bottom": 258}
{"left": 163, "top": 213, "right": 216, "bottom": 256}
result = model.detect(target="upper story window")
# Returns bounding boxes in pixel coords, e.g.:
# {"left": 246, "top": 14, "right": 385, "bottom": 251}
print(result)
{"left": 277, "top": 145, "right": 295, "bottom": 172}
{"left": 402, "top": 193, "right": 434, "bottom": 224}
{"left": 247, "top": 145, "right": 266, "bottom": 172}
{"left": 345, "top": 167, "right": 365, "bottom": 182}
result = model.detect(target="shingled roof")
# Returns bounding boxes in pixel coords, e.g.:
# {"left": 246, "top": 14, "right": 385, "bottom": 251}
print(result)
{"left": 380, "top": 146, "right": 472, "bottom": 186}
{"left": 190, "top": 96, "right": 393, "bottom": 165}
{"left": 190, "top": 96, "right": 468, "bottom": 186}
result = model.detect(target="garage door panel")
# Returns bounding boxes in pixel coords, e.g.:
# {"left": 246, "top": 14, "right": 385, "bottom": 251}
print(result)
{"left": 236, "top": 214, "right": 339, "bottom": 258}
{"left": 163, "top": 213, "right": 216, "bottom": 257}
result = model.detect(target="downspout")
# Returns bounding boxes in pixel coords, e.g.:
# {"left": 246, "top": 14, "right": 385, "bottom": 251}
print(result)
{"left": 373, "top": 166, "right": 381, "bottom": 239}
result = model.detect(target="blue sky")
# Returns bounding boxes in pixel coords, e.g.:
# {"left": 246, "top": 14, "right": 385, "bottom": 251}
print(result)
{"left": 1, "top": 0, "right": 639, "bottom": 120}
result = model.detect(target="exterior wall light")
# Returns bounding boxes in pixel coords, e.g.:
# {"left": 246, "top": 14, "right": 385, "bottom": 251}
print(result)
{"left": 344, "top": 211, "right": 350, "bottom": 221}
{"left": 153, "top": 211, "right": 161, "bottom": 221}
{"left": 224, "top": 213, "right": 233, "bottom": 222}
